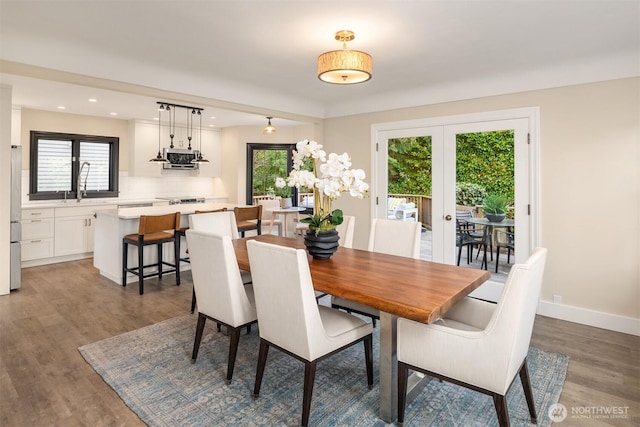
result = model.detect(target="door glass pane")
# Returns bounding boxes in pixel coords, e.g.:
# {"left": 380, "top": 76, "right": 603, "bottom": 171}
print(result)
{"left": 37, "top": 139, "right": 72, "bottom": 192}
{"left": 388, "top": 136, "right": 432, "bottom": 261}
{"left": 252, "top": 149, "right": 289, "bottom": 198}
{"left": 454, "top": 130, "right": 514, "bottom": 281}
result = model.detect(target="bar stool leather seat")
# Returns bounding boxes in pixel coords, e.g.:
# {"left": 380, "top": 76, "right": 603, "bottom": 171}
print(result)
{"left": 122, "top": 212, "right": 181, "bottom": 295}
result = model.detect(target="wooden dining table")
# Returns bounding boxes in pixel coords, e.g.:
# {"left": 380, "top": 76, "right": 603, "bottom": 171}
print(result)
{"left": 232, "top": 234, "right": 491, "bottom": 422}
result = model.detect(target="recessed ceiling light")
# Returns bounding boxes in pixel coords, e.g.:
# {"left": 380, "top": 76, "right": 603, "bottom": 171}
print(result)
{"left": 209, "top": 124, "right": 215, "bottom": 127}
{"left": 109, "top": 112, "right": 117, "bottom": 116}
{"left": 57, "top": 105, "right": 66, "bottom": 110}
{"left": 153, "top": 117, "right": 159, "bottom": 120}
{"left": 210, "top": 116, "right": 216, "bottom": 119}
{"left": 88, "top": 98, "right": 97, "bottom": 103}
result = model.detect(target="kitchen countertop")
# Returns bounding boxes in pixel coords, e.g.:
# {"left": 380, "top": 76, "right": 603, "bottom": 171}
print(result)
{"left": 22, "top": 198, "right": 161, "bottom": 209}
{"left": 99, "top": 202, "right": 240, "bottom": 220}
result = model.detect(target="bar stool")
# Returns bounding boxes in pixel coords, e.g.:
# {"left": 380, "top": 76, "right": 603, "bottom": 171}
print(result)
{"left": 234, "top": 205, "right": 262, "bottom": 237}
{"left": 122, "top": 212, "right": 181, "bottom": 295}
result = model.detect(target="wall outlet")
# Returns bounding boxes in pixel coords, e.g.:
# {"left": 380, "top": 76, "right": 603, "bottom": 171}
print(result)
{"left": 553, "top": 294, "right": 562, "bottom": 304}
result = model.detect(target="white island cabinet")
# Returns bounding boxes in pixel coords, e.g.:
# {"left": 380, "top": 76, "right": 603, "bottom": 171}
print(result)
{"left": 93, "top": 202, "right": 236, "bottom": 285}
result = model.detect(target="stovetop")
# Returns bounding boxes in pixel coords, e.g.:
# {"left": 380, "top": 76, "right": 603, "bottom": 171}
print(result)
{"left": 156, "top": 196, "right": 206, "bottom": 205}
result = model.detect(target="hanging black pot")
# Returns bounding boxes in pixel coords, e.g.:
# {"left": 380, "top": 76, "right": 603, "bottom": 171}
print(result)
{"left": 304, "top": 228, "right": 339, "bottom": 260}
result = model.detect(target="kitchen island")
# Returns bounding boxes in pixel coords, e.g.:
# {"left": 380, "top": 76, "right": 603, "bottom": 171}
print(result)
{"left": 94, "top": 203, "right": 237, "bottom": 285}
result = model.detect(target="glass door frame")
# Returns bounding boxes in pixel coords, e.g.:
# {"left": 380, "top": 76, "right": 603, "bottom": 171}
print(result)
{"left": 245, "top": 143, "right": 295, "bottom": 205}
{"left": 372, "top": 107, "right": 541, "bottom": 266}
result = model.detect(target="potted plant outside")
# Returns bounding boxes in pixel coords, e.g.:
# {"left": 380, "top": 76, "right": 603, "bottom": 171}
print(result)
{"left": 483, "top": 193, "right": 510, "bottom": 223}
{"left": 274, "top": 177, "right": 293, "bottom": 208}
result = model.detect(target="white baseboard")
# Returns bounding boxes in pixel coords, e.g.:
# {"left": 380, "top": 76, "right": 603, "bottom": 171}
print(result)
{"left": 537, "top": 300, "right": 640, "bottom": 336}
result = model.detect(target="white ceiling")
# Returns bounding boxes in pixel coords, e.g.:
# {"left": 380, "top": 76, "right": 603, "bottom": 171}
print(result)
{"left": 0, "top": 0, "right": 638, "bottom": 128}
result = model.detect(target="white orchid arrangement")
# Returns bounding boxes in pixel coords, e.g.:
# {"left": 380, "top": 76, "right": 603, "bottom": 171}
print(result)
{"left": 287, "top": 139, "right": 369, "bottom": 232}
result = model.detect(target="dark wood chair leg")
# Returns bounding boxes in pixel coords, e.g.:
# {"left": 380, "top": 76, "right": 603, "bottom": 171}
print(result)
{"left": 190, "top": 288, "right": 197, "bottom": 313}
{"left": 397, "top": 361, "right": 408, "bottom": 424}
{"left": 492, "top": 393, "right": 510, "bottom": 427}
{"left": 252, "top": 339, "right": 269, "bottom": 398}
{"left": 246, "top": 324, "right": 251, "bottom": 335}
{"left": 364, "top": 335, "right": 373, "bottom": 389}
{"left": 301, "top": 360, "right": 317, "bottom": 427}
{"left": 191, "top": 313, "right": 206, "bottom": 362}
{"left": 226, "top": 326, "right": 242, "bottom": 384}
{"left": 372, "top": 317, "right": 377, "bottom": 327}
{"left": 122, "top": 240, "right": 128, "bottom": 287}
{"left": 519, "top": 360, "right": 538, "bottom": 423}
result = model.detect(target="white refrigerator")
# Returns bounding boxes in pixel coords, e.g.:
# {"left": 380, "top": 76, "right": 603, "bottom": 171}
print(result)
{"left": 10, "top": 145, "right": 21, "bottom": 290}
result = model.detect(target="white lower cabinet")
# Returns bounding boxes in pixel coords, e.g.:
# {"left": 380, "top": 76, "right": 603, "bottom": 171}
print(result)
{"left": 54, "top": 215, "right": 94, "bottom": 256}
{"left": 21, "top": 208, "right": 55, "bottom": 261}
{"left": 54, "top": 205, "right": 114, "bottom": 257}
{"left": 22, "top": 238, "right": 54, "bottom": 261}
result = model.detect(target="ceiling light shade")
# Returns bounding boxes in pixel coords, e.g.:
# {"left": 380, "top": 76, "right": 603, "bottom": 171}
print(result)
{"left": 318, "top": 30, "right": 372, "bottom": 84}
{"left": 263, "top": 116, "right": 276, "bottom": 134}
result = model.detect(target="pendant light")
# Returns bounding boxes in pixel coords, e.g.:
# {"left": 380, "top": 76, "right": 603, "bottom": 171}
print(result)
{"left": 192, "top": 109, "right": 209, "bottom": 163}
{"left": 263, "top": 116, "right": 276, "bottom": 134}
{"left": 149, "top": 106, "right": 168, "bottom": 163}
{"left": 318, "top": 30, "right": 372, "bottom": 84}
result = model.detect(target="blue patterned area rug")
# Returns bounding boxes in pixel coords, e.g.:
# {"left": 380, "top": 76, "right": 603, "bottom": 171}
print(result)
{"left": 79, "top": 314, "right": 568, "bottom": 426}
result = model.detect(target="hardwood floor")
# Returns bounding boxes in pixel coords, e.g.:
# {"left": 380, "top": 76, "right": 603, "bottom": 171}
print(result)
{"left": 1, "top": 258, "right": 638, "bottom": 426}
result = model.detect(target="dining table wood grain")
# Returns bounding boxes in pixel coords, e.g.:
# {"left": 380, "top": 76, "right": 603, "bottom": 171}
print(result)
{"left": 232, "top": 234, "right": 490, "bottom": 324}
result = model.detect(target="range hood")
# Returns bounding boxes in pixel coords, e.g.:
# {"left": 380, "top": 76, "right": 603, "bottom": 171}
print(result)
{"left": 163, "top": 148, "right": 199, "bottom": 169}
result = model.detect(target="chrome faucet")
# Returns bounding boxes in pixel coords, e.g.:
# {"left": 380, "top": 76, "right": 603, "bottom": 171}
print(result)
{"left": 77, "top": 161, "right": 91, "bottom": 202}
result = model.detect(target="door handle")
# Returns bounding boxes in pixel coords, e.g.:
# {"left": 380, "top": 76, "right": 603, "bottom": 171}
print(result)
{"left": 445, "top": 214, "right": 452, "bottom": 221}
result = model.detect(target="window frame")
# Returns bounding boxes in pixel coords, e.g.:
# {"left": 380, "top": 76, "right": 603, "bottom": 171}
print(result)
{"left": 245, "top": 143, "right": 296, "bottom": 205}
{"left": 29, "top": 131, "right": 119, "bottom": 201}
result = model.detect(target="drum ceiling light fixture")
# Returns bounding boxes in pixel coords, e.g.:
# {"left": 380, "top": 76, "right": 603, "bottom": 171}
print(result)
{"left": 318, "top": 30, "right": 372, "bottom": 84}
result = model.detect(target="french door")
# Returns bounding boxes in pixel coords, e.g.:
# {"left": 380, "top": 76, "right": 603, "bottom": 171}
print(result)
{"left": 374, "top": 110, "right": 537, "bottom": 301}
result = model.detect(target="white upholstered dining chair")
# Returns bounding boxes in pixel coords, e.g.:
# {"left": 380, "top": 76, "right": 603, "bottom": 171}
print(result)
{"left": 257, "top": 199, "right": 283, "bottom": 235}
{"left": 246, "top": 240, "right": 373, "bottom": 427}
{"left": 397, "top": 247, "right": 548, "bottom": 426}
{"left": 331, "top": 218, "right": 422, "bottom": 325}
{"left": 188, "top": 211, "right": 252, "bottom": 313}
{"left": 186, "top": 231, "right": 258, "bottom": 384}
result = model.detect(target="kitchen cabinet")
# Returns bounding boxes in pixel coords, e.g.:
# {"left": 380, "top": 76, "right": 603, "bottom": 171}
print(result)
{"left": 54, "top": 205, "right": 115, "bottom": 257}
{"left": 21, "top": 208, "right": 55, "bottom": 261}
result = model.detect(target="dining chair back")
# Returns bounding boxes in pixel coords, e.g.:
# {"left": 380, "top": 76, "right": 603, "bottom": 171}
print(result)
{"left": 331, "top": 218, "right": 422, "bottom": 325}
{"left": 176, "top": 207, "right": 227, "bottom": 265}
{"left": 257, "top": 199, "right": 282, "bottom": 235}
{"left": 367, "top": 218, "right": 421, "bottom": 258}
{"left": 122, "top": 212, "right": 181, "bottom": 295}
{"left": 187, "top": 210, "right": 251, "bottom": 313}
{"left": 234, "top": 205, "right": 262, "bottom": 237}
{"left": 247, "top": 240, "right": 373, "bottom": 426}
{"left": 189, "top": 210, "right": 240, "bottom": 238}
{"left": 397, "top": 247, "right": 548, "bottom": 426}
{"left": 186, "top": 230, "right": 257, "bottom": 384}
{"left": 335, "top": 215, "right": 355, "bottom": 248}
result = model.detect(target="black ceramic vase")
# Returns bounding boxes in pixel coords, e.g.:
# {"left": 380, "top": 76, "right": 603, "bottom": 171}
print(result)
{"left": 304, "top": 228, "right": 340, "bottom": 260}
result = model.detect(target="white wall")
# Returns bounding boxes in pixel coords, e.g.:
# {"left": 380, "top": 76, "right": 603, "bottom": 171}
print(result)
{"left": 320, "top": 78, "right": 639, "bottom": 330}
{"left": 220, "top": 122, "right": 322, "bottom": 204}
